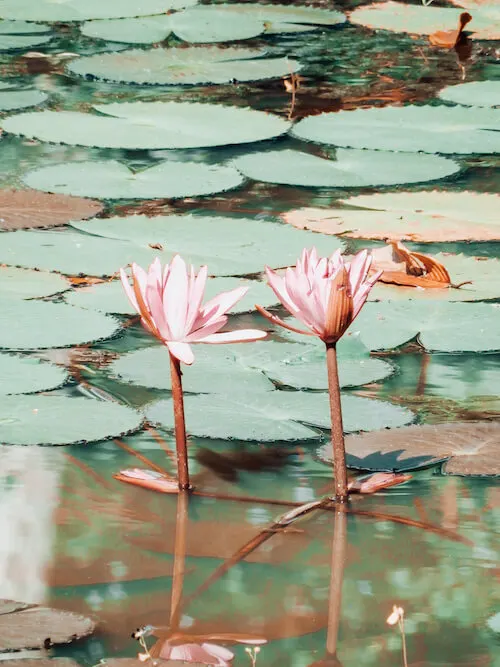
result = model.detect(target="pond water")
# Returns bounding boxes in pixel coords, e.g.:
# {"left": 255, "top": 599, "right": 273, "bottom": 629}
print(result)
{"left": 0, "top": 0, "right": 499, "bottom": 665}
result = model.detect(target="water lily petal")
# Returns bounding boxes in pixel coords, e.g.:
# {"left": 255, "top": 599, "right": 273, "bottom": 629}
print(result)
{"left": 186, "top": 315, "right": 228, "bottom": 342}
{"left": 255, "top": 305, "right": 314, "bottom": 337}
{"left": 163, "top": 255, "right": 189, "bottom": 339}
{"left": 201, "top": 328, "right": 268, "bottom": 344}
{"left": 167, "top": 341, "right": 194, "bottom": 365}
{"left": 120, "top": 267, "right": 139, "bottom": 312}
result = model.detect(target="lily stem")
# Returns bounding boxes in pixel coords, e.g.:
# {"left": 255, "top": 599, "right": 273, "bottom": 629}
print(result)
{"left": 169, "top": 353, "right": 190, "bottom": 491}
{"left": 325, "top": 342, "right": 348, "bottom": 502}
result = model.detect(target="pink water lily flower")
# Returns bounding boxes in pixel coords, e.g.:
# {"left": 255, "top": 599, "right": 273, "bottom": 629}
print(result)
{"left": 256, "top": 248, "right": 381, "bottom": 343}
{"left": 120, "top": 256, "right": 266, "bottom": 365}
{"left": 158, "top": 641, "right": 233, "bottom": 666}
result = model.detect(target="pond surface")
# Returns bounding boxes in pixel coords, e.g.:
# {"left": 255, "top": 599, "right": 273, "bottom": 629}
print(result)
{"left": 0, "top": 0, "right": 499, "bottom": 665}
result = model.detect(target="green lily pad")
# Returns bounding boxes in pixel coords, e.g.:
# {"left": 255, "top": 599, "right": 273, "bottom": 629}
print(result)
{"left": 0, "top": 266, "right": 69, "bottom": 299}
{"left": 168, "top": 7, "right": 265, "bottom": 43}
{"left": 351, "top": 301, "right": 500, "bottom": 353}
{"left": 233, "top": 339, "right": 394, "bottom": 390}
{"left": 81, "top": 15, "right": 173, "bottom": 44}
{"left": 0, "top": 20, "right": 51, "bottom": 50}
{"left": 0, "top": 0, "right": 197, "bottom": 21}
{"left": 0, "top": 81, "right": 47, "bottom": 110}
{"left": 0, "top": 394, "right": 142, "bottom": 445}
{"left": 349, "top": 2, "right": 497, "bottom": 41}
{"left": 342, "top": 422, "right": 500, "bottom": 476}
{"left": 23, "top": 160, "right": 244, "bottom": 200}
{"left": 292, "top": 105, "right": 500, "bottom": 154}
{"left": 69, "top": 214, "right": 342, "bottom": 276}
{"left": 318, "top": 444, "right": 445, "bottom": 472}
{"left": 67, "top": 46, "right": 299, "bottom": 86}
{"left": 65, "top": 276, "right": 275, "bottom": 314}
{"left": 0, "top": 353, "right": 68, "bottom": 395}
{"left": 0, "top": 298, "right": 120, "bottom": 349}
{"left": 144, "top": 390, "right": 414, "bottom": 441}
{"left": 0, "top": 229, "right": 160, "bottom": 276}
{"left": 210, "top": 4, "right": 346, "bottom": 34}
{"left": 109, "top": 345, "right": 274, "bottom": 394}
{"left": 439, "top": 81, "right": 500, "bottom": 108}
{"left": 3, "top": 102, "right": 289, "bottom": 149}
{"left": 233, "top": 148, "right": 459, "bottom": 187}
{"left": 285, "top": 191, "right": 500, "bottom": 242}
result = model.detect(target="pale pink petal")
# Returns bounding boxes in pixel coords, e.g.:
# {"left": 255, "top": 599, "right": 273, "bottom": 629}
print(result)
{"left": 185, "top": 265, "right": 208, "bottom": 333}
{"left": 201, "top": 643, "right": 234, "bottom": 662}
{"left": 120, "top": 267, "right": 139, "bottom": 312}
{"left": 167, "top": 341, "right": 195, "bottom": 365}
{"left": 347, "top": 249, "right": 371, "bottom": 297}
{"left": 185, "top": 316, "right": 228, "bottom": 342}
{"left": 200, "top": 286, "right": 248, "bottom": 322}
{"left": 265, "top": 268, "right": 301, "bottom": 321}
{"left": 351, "top": 269, "right": 382, "bottom": 320}
{"left": 255, "top": 305, "right": 315, "bottom": 337}
{"left": 145, "top": 258, "right": 171, "bottom": 341}
{"left": 167, "top": 643, "right": 232, "bottom": 665}
{"left": 163, "top": 255, "right": 189, "bottom": 339}
{"left": 200, "top": 329, "right": 267, "bottom": 344}
{"left": 284, "top": 269, "right": 324, "bottom": 333}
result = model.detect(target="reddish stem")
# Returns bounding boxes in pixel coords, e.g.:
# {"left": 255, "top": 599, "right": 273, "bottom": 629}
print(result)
{"left": 169, "top": 352, "right": 190, "bottom": 490}
{"left": 325, "top": 342, "right": 348, "bottom": 502}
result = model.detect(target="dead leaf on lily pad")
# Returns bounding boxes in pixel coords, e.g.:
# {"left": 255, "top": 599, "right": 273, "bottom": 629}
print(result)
{"left": 0, "top": 189, "right": 103, "bottom": 230}
{"left": 371, "top": 241, "right": 453, "bottom": 289}
{"left": 344, "top": 422, "right": 500, "bottom": 476}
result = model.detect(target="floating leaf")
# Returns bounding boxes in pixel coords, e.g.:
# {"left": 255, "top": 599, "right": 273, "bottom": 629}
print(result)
{"left": 23, "top": 160, "right": 244, "bottom": 200}
{"left": 319, "top": 443, "right": 441, "bottom": 472}
{"left": 109, "top": 345, "right": 274, "bottom": 394}
{"left": 233, "top": 148, "right": 459, "bottom": 187}
{"left": 351, "top": 301, "right": 500, "bottom": 352}
{"left": 69, "top": 214, "right": 342, "bottom": 276}
{"left": 0, "top": 0, "right": 196, "bottom": 21}
{"left": 0, "top": 81, "right": 47, "bottom": 110}
{"left": 0, "top": 20, "right": 52, "bottom": 50}
{"left": 0, "top": 395, "right": 142, "bottom": 446}
{"left": 0, "top": 266, "right": 69, "bottom": 299}
{"left": 0, "top": 189, "right": 103, "bottom": 230}
{"left": 67, "top": 46, "right": 299, "bottom": 85}
{"left": 3, "top": 102, "right": 289, "bottom": 150}
{"left": 292, "top": 105, "right": 500, "bottom": 154}
{"left": 144, "top": 391, "right": 414, "bottom": 441}
{"left": 284, "top": 191, "right": 500, "bottom": 242}
{"left": 439, "top": 81, "right": 500, "bottom": 108}
{"left": 371, "top": 241, "right": 452, "bottom": 290}
{"left": 0, "top": 298, "right": 120, "bottom": 349}
{"left": 81, "top": 15, "right": 173, "bottom": 44}
{"left": 0, "top": 229, "right": 160, "bottom": 277}
{"left": 349, "top": 2, "right": 498, "bottom": 41}
{"left": 0, "top": 353, "right": 68, "bottom": 395}
{"left": 0, "top": 603, "right": 95, "bottom": 649}
{"left": 342, "top": 422, "right": 500, "bottom": 476}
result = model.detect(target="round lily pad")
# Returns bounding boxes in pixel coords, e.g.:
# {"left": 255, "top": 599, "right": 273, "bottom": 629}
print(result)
{"left": 0, "top": 0, "right": 197, "bottom": 21}
{"left": 0, "top": 20, "right": 52, "bottom": 50}
{"left": 23, "top": 160, "right": 244, "bottom": 200}
{"left": 0, "top": 603, "right": 95, "bottom": 649}
{"left": 3, "top": 102, "right": 289, "bottom": 150}
{"left": 439, "top": 81, "right": 500, "bottom": 108}
{"left": 292, "top": 105, "right": 500, "bottom": 154}
{"left": 284, "top": 191, "right": 500, "bottom": 242}
{"left": 81, "top": 15, "right": 173, "bottom": 44}
{"left": 144, "top": 390, "right": 414, "bottom": 441}
{"left": 0, "top": 298, "right": 120, "bottom": 349}
{"left": 351, "top": 301, "right": 500, "bottom": 353}
{"left": 0, "top": 353, "right": 67, "bottom": 395}
{"left": 342, "top": 422, "right": 500, "bottom": 476}
{"left": 0, "top": 189, "right": 103, "bottom": 230}
{"left": 67, "top": 46, "right": 299, "bottom": 86}
{"left": 0, "top": 81, "right": 47, "bottom": 111}
{"left": 69, "top": 214, "right": 342, "bottom": 276}
{"left": 0, "top": 266, "right": 69, "bottom": 299}
{"left": 349, "top": 2, "right": 497, "bottom": 41}
{"left": 233, "top": 148, "right": 459, "bottom": 187}
{"left": 0, "top": 229, "right": 160, "bottom": 276}
{"left": 317, "top": 442, "right": 445, "bottom": 473}
{"left": 110, "top": 345, "right": 274, "bottom": 394}
{"left": 0, "top": 394, "right": 142, "bottom": 445}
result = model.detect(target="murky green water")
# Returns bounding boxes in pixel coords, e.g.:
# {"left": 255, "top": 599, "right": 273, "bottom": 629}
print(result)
{"left": 0, "top": 2, "right": 499, "bottom": 666}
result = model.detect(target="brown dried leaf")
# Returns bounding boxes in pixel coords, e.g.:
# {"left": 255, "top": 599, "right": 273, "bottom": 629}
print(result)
{"left": 348, "top": 472, "right": 412, "bottom": 494}
{"left": 371, "top": 241, "right": 452, "bottom": 289}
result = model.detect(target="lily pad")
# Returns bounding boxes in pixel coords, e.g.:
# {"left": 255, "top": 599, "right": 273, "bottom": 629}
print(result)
{"left": 67, "top": 46, "right": 299, "bottom": 86}
{"left": 3, "top": 102, "right": 289, "bottom": 149}
{"left": 233, "top": 148, "right": 459, "bottom": 187}
{"left": 0, "top": 81, "right": 47, "bottom": 111}
{"left": 0, "top": 394, "right": 142, "bottom": 446}
{"left": 0, "top": 603, "right": 95, "bottom": 649}
{"left": 292, "top": 105, "right": 500, "bottom": 154}
{"left": 0, "top": 189, "right": 103, "bottom": 230}
{"left": 144, "top": 390, "right": 414, "bottom": 441}
{"left": 211, "top": 4, "right": 346, "bottom": 34}
{"left": 69, "top": 214, "right": 342, "bottom": 276}
{"left": 0, "top": 229, "right": 160, "bottom": 276}
{"left": 23, "top": 160, "right": 244, "bottom": 200}
{"left": 349, "top": 1, "right": 497, "bottom": 41}
{"left": 0, "top": 353, "right": 68, "bottom": 395}
{"left": 439, "top": 81, "right": 500, "bottom": 108}
{"left": 318, "top": 444, "right": 445, "bottom": 472}
{"left": 233, "top": 339, "right": 395, "bottom": 390}
{"left": 0, "top": 298, "right": 120, "bottom": 349}
{"left": 342, "top": 422, "right": 500, "bottom": 476}
{"left": 284, "top": 191, "right": 500, "bottom": 242}
{"left": 351, "top": 301, "right": 500, "bottom": 352}
{"left": 0, "top": 20, "right": 51, "bottom": 50}
{"left": 0, "top": 266, "right": 69, "bottom": 299}
{"left": 0, "top": 0, "right": 197, "bottom": 21}
{"left": 109, "top": 345, "right": 274, "bottom": 394}
{"left": 81, "top": 15, "right": 174, "bottom": 44}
